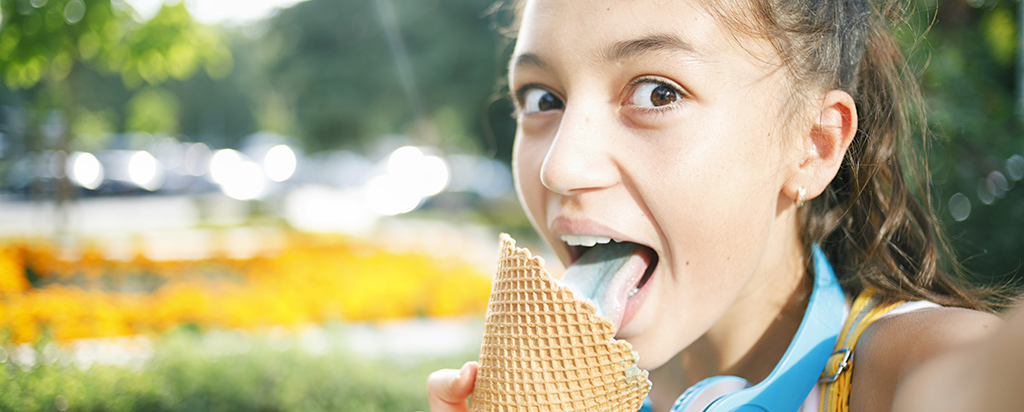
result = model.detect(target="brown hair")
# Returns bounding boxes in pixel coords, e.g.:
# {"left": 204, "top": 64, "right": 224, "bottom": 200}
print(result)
{"left": 706, "top": 0, "right": 1005, "bottom": 310}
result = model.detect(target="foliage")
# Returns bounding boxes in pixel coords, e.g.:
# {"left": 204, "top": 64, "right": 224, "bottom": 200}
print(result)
{"left": 0, "top": 0, "right": 107, "bottom": 89}
{"left": 0, "top": 233, "right": 492, "bottom": 343}
{"left": 0, "top": 0, "right": 229, "bottom": 90}
{"left": 0, "top": 328, "right": 466, "bottom": 411}
{"left": 899, "top": 0, "right": 1024, "bottom": 284}
{"left": 113, "top": 2, "right": 231, "bottom": 88}
{"left": 0, "top": 0, "right": 231, "bottom": 159}
{"left": 125, "top": 85, "right": 179, "bottom": 134}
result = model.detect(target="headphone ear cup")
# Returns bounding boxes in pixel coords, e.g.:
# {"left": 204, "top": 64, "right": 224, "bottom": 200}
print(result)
{"left": 672, "top": 375, "right": 750, "bottom": 412}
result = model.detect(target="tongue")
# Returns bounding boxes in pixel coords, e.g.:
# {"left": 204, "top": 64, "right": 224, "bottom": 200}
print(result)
{"left": 556, "top": 242, "right": 651, "bottom": 331}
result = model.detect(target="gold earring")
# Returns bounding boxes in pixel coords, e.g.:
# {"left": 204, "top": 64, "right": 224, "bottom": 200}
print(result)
{"left": 796, "top": 187, "right": 807, "bottom": 207}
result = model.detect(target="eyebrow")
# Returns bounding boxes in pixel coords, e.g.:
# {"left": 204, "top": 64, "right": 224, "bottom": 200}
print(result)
{"left": 511, "top": 33, "right": 701, "bottom": 73}
{"left": 604, "top": 34, "right": 701, "bottom": 62}
{"left": 512, "top": 52, "right": 547, "bottom": 70}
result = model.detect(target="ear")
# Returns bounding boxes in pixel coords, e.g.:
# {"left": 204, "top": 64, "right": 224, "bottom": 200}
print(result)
{"left": 784, "top": 90, "right": 858, "bottom": 205}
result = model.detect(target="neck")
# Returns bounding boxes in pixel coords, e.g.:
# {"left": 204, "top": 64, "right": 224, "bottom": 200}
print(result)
{"left": 648, "top": 207, "right": 810, "bottom": 410}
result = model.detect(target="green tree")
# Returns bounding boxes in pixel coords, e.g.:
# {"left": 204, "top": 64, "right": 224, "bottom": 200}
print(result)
{"left": 0, "top": 0, "right": 231, "bottom": 232}
{"left": 0, "top": 0, "right": 232, "bottom": 137}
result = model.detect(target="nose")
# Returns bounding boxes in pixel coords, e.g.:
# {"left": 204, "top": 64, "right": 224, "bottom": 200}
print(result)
{"left": 539, "top": 104, "right": 619, "bottom": 195}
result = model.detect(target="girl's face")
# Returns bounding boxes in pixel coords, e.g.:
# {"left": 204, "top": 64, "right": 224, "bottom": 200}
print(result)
{"left": 510, "top": 0, "right": 811, "bottom": 369}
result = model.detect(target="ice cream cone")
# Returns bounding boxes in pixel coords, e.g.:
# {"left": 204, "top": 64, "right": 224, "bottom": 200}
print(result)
{"left": 468, "top": 234, "right": 651, "bottom": 412}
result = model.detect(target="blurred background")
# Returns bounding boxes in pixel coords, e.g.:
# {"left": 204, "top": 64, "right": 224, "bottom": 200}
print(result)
{"left": 0, "top": 0, "right": 1021, "bottom": 410}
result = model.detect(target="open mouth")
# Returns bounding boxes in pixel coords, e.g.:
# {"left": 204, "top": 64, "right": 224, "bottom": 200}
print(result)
{"left": 558, "top": 235, "right": 659, "bottom": 329}
{"left": 565, "top": 237, "right": 660, "bottom": 293}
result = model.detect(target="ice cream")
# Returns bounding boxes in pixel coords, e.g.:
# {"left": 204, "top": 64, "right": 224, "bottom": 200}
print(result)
{"left": 556, "top": 241, "right": 655, "bottom": 331}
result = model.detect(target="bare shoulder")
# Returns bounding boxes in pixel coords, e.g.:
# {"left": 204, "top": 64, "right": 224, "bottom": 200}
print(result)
{"left": 848, "top": 306, "right": 1002, "bottom": 412}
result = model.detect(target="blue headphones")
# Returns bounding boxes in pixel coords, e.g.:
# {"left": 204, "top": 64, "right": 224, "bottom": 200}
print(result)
{"left": 647, "top": 244, "right": 844, "bottom": 412}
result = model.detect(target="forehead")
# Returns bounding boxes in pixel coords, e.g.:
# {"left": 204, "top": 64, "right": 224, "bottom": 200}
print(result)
{"left": 512, "top": 0, "right": 777, "bottom": 76}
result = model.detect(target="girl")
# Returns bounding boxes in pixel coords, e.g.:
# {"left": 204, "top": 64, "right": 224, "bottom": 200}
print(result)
{"left": 429, "top": 0, "right": 1024, "bottom": 410}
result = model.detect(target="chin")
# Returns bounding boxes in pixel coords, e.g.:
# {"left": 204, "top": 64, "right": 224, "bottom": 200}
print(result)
{"left": 622, "top": 333, "right": 680, "bottom": 371}
{"left": 635, "top": 348, "right": 675, "bottom": 371}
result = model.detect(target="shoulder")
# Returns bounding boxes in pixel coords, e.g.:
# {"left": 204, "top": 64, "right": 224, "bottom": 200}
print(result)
{"left": 848, "top": 306, "right": 1002, "bottom": 412}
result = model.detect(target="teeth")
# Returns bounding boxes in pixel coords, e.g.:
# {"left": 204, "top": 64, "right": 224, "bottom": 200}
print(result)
{"left": 628, "top": 287, "right": 639, "bottom": 298}
{"left": 560, "top": 235, "right": 614, "bottom": 247}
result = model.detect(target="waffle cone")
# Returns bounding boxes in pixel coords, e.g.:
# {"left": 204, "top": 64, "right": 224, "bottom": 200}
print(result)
{"left": 469, "top": 234, "right": 651, "bottom": 412}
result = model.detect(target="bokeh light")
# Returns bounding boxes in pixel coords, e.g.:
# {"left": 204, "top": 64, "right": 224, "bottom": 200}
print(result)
{"left": 386, "top": 146, "right": 450, "bottom": 195}
{"left": 154, "top": 137, "right": 184, "bottom": 171}
{"left": 978, "top": 178, "right": 995, "bottom": 205}
{"left": 64, "top": 0, "right": 85, "bottom": 24}
{"left": 365, "top": 174, "right": 421, "bottom": 216}
{"left": 220, "top": 161, "right": 266, "bottom": 200}
{"left": 416, "top": 155, "right": 450, "bottom": 196}
{"left": 986, "top": 171, "right": 1009, "bottom": 198}
{"left": 183, "top": 143, "right": 212, "bottom": 176}
{"left": 209, "top": 149, "right": 243, "bottom": 184}
{"left": 1006, "top": 155, "right": 1024, "bottom": 181}
{"left": 67, "top": 152, "right": 104, "bottom": 190}
{"left": 387, "top": 146, "right": 424, "bottom": 174}
{"left": 128, "top": 151, "right": 164, "bottom": 191}
{"left": 949, "top": 193, "right": 971, "bottom": 222}
{"left": 263, "top": 144, "right": 297, "bottom": 182}
{"left": 363, "top": 146, "right": 452, "bottom": 215}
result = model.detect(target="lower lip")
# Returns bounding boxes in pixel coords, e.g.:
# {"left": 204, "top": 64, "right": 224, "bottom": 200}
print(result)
{"left": 618, "top": 266, "right": 655, "bottom": 333}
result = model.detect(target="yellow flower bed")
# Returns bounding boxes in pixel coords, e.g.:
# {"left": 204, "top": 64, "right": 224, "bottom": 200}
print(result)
{"left": 0, "top": 234, "right": 492, "bottom": 343}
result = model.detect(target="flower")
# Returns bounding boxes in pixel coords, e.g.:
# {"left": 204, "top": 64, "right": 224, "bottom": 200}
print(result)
{"left": 0, "top": 233, "right": 492, "bottom": 343}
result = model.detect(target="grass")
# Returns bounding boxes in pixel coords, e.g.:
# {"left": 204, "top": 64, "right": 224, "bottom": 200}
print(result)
{"left": 0, "top": 326, "right": 476, "bottom": 412}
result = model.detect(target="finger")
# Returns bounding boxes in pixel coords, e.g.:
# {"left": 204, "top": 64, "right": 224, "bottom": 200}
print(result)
{"left": 428, "top": 361, "right": 478, "bottom": 412}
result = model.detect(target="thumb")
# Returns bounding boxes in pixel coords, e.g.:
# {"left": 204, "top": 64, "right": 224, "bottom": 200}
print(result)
{"left": 428, "top": 361, "right": 479, "bottom": 412}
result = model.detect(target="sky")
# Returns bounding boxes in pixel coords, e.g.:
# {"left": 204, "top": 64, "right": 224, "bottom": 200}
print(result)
{"left": 124, "top": 0, "right": 308, "bottom": 25}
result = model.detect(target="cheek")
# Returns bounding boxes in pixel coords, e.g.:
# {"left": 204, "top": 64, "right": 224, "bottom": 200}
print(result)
{"left": 633, "top": 112, "right": 783, "bottom": 276}
{"left": 639, "top": 127, "right": 776, "bottom": 218}
{"left": 512, "top": 131, "right": 552, "bottom": 225}
{"left": 621, "top": 122, "right": 784, "bottom": 360}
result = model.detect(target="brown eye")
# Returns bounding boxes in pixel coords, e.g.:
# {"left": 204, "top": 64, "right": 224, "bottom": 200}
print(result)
{"left": 628, "top": 81, "right": 683, "bottom": 108}
{"left": 650, "top": 85, "right": 678, "bottom": 106}
{"left": 522, "top": 88, "right": 564, "bottom": 113}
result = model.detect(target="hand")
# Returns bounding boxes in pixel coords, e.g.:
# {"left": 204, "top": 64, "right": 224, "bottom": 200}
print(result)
{"left": 427, "top": 361, "right": 478, "bottom": 412}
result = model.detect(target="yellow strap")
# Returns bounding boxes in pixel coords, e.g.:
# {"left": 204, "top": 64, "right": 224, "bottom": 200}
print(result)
{"left": 819, "top": 289, "right": 903, "bottom": 412}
